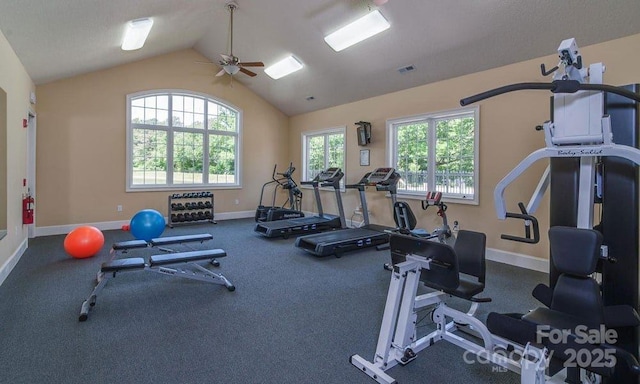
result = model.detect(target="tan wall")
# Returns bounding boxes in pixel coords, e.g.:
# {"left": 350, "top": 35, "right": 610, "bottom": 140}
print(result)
{"left": 289, "top": 33, "right": 640, "bottom": 259}
{"left": 36, "top": 49, "right": 289, "bottom": 227}
{"left": 0, "top": 29, "right": 35, "bottom": 268}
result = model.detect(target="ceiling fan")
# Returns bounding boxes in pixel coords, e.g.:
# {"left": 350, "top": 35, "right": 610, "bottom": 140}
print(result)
{"left": 216, "top": 2, "right": 264, "bottom": 78}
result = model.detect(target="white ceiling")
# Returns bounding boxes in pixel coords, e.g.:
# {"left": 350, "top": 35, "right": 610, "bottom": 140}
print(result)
{"left": 1, "top": 0, "right": 639, "bottom": 116}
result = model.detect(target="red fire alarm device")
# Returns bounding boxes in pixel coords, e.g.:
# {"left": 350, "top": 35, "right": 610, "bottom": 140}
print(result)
{"left": 23, "top": 118, "right": 28, "bottom": 128}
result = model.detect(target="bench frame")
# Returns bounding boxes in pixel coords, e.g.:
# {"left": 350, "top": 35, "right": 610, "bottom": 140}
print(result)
{"left": 79, "top": 249, "right": 234, "bottom": 322}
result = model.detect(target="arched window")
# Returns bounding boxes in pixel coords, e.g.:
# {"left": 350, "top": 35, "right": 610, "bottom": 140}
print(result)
{"left": 126, "top": 90, "right": 241, "bottom": 191}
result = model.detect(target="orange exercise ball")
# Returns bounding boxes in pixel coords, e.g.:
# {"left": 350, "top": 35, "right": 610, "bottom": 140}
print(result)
{"left": 64, "top": 226, "right": 105, "bottom": 259}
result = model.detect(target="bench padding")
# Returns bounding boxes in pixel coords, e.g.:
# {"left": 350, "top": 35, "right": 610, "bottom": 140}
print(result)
{"left": 111, "top": 240, "right": 149, "bottom": 250}
{"left": 150, "top": 233, "right": 213, "bottom": 246}
{"left": 150, "top": 249, "right": 226, "bottom": 266}
{"left": 101, "top": 258, "right": 146, "bottom": 272}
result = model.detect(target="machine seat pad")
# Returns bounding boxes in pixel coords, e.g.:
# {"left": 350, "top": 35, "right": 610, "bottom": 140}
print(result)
{"left": 150, "top": 233, "right": 213, "bottom": 246}
{"left": 524, "top": 306, "right": 599, "bottom": 332}
{"left": 101, "top": 258, "right": 146, "bottom": 272}
{"left": 150, "top": 249, "right": 226, "bottom": 266}
{"left": 486, "top": 312, "right": 539, "bottom": 347}
{"left": 424, "top": 274, "right": 484, "bottom": 301}
{"left": 112, "top": 240, "right": 149, "bottom": 250}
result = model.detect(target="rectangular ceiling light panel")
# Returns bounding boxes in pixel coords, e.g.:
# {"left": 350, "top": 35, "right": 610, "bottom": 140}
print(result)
{"left": 264, "top": 56, "right": 304, "bottom": 80}
{"left": 324, "top": 10, "right": 390, "bottom": 52}
{"left": 122, "top": 18, "right": 154, "bottom": 51}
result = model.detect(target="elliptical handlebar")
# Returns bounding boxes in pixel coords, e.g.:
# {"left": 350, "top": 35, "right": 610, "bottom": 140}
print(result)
{"left": 460, "top": 80, "right": 640, "bottom": 106}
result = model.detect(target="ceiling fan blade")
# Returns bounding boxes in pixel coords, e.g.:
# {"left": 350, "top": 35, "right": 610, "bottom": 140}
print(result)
{"left": 239, "top": 62, "right": 264, "bottom": 67}
{"left": 239, "top": 67, "right": 257, "bottom": 77}
{"left": 215, "top": 68, "right": 227, "bottom": 77}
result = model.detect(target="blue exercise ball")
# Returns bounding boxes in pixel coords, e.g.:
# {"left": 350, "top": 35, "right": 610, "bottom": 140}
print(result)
{"left": 130, "top": 209, "right": 165, "bottom": 241}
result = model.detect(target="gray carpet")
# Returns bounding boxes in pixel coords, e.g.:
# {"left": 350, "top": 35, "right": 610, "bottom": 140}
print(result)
{"left": 0, "top": 218, "right": 547, "bottom": 383}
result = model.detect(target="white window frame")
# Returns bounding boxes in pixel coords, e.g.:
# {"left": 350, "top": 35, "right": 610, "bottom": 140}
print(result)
{"left": 386, "top": 106, "right": 479, "bottom": 204}
{"left": 126, "top": 89, "right": 242, "bottom": 192}
{"left": 301, "top": 126, "right": 346, "bottom": 190}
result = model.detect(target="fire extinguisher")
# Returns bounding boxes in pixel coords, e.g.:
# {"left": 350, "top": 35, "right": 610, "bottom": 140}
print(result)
{"left": 23, "top": 193, "right": 34, "bottom": 224}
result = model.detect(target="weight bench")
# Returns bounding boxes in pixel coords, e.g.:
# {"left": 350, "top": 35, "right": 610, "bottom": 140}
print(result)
{"left": 79, "top": 248, "right": 234, "bottom": 322}
{"left": 111, "top": 233, "right": 214, "bottom": 253}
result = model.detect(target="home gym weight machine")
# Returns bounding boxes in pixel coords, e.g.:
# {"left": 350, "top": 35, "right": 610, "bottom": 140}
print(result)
{"left": 351, "top": 38, "right": 640, "bottom": 383}
{"left": 255, "top": 163, "right": 304, "bottom": 222}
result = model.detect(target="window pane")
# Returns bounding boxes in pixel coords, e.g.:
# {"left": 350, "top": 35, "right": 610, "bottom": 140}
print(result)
{"left": 156, "top": 109, "right": 169, "bottom": 126}
{"left": 328, "top": 134, "right": 344, "bottom": 169}
{"left": 131, "top": 106, "right": 144, "bottom": 123}
{"left": 194, "top": 113, "right": 205, "bottom": 129}
{"left": 144, "top": 108, "right": 157, "bottom": 125}
{"left": 435, "top": 116, "right": 475, "bottom": 197}
{"left": 184, "top": 112, "right": 194, "bottom": 128}
{"left": 173, "top": 111, "right": 184, "bottom": 127}
{"left": 194, "top": 98, "right": 204, "bottom": 114}
{"left": 306, "top": 135, "right": 325, "bottom": 180}
{"left": 131, "top": 129, "right": 167, "bottom": 185}
{"left": 184, "top": 96, "right": 194, "bottom": 113}
{"left": 173, "top": 132, "right": 204, "bottom": 184}
{"left": 157, "top": 95, "right": 168, "bottom": 110}
{"left": 172, "top": 95, "right": 184, "bottom": 112}
{"left": 145, "top": 96, "right": 156, "bottom": 109}
{"left": 209, "top": 134, "right": 236, "bottom": 184}
{"left": 132, "top": 98, "right": 144, "bottom": 108}
{"left": 395, "top": 122, "right": 428, "bottom": 193}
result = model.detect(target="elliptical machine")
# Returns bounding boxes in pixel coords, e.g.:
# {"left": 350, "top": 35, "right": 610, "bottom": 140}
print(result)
{"left": 255, "top": 163, "right": 304, "bottom": 222}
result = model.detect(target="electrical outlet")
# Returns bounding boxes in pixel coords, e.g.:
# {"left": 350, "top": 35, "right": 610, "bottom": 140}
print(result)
{"left": 117, "top": 205, "right": 123, "bottom": 212}
{"left": 234, "top": 199, "right": 239, "bottom": 205}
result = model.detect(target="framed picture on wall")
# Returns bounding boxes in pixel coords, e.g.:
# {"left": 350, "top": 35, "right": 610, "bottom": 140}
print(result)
{"left": 360, "top": 149, "right": 370, "bottom": 166}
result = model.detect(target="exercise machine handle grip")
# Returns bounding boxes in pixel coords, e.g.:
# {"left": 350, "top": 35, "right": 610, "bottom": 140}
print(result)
{"left": 460, "top": 81, "right": 640, "bottom": 106}
{"left": 460, "top": 83, "right": 555, "bottom": 106}
{"left": 500, "top": 202, "right": 540, "bottom": 244}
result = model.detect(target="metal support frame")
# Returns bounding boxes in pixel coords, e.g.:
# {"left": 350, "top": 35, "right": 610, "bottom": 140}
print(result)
{"left": 350, "top": 254, "right": 599, "bottom": 384}
{"left": 79, "top": 259, "right": 233, "bottom": 321}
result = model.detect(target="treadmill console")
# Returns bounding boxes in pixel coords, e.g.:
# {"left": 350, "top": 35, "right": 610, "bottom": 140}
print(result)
{"left": 366, "top": 167, "right": 395, "bottom": 185}
{"left": 317, "top": 167, "right": 342, "bottom": 182}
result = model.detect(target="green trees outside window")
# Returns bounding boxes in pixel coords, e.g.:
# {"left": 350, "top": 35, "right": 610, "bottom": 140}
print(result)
{"left": 389, "top": 107, "right": 478, "bottom": 202}
{"left": 128, "top": 91, "right": 240, "bottom": 189}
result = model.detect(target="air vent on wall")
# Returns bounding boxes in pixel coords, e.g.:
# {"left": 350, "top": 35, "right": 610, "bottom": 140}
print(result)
{"left": 397, "top": 65, "right": 415, "bottom": 74}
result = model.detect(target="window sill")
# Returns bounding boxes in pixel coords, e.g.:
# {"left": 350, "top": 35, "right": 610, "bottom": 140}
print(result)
{"left": 127, "top": 184, "right": 242, "bottom": 192}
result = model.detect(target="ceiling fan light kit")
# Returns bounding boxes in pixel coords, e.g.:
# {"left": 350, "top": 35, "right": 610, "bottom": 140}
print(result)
{"left": 121, "top": 18, "right": 154, "bottom": 51}
{"left": 264, "top": 56, "right": 303, "bottom": 80}
{"left": 214, "top": 1, "right": 264, "bottom": 78}
{"left": 324, "top": 10, "right": 390, "bottom": 52}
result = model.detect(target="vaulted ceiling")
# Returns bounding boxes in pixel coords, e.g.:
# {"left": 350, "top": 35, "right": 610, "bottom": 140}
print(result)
{"left": 1, "top": 0, "right": 639, "bottom": 116}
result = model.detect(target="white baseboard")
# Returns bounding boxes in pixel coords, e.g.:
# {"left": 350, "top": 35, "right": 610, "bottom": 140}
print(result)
{"left": 0, "top": 237, "right": 28, "bottom": 286}
{"left": 34, "top": 210, "right": 257, "bottom": 237}
{"left": 486, "top": 247, "right": 549, "bottom": 273}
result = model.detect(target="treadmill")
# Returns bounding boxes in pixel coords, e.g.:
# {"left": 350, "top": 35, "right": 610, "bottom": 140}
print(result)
{"left": 254, "top": 167, "right": 346, "bottom": 239}
{"left": 294, "top": 167, "right": 401, "bottom": 257}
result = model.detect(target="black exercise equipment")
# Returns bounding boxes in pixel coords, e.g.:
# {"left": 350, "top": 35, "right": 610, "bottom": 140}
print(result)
{"left": 352, "top": 228, "right": 640, "bottom": 383}
{"left": 488, "top": 227, "right": 640, "bottom": 381}
{"left": 460, "top": 38, "right": 640, "bottom": 383}
{"left": 393, "top": 191, "right": 452, "bottom": 242}
{"left": 254, "top": 167, "right": 345, "bottom": 239}
{"left": 79, "top": 248, "right": 234, "bottom": 321}
{"left": 294, "top": 168, "right": 400, "bottom": 257}
{"left": 255, "top": 163, "right": 304, "bottom": 222}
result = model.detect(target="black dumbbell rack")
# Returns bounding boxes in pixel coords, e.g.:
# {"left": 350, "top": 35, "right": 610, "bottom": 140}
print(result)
{"left": 168, "top": 192, "right": 216, "bottom": 228}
